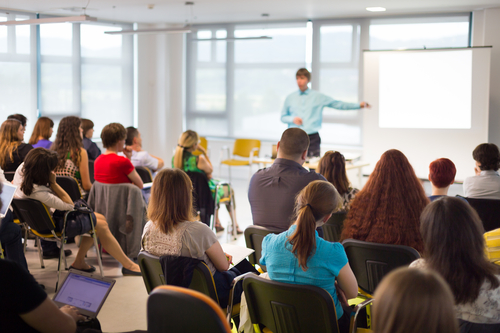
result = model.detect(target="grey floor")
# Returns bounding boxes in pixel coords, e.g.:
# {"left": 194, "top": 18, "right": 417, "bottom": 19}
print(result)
{"left": 24, "top": 170, "right": 463, "bottom": 332}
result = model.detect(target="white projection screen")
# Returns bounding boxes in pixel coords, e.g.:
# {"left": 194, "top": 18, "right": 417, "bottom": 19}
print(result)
{"left": 363, "top": 47, "right": 491, "bottom": 181}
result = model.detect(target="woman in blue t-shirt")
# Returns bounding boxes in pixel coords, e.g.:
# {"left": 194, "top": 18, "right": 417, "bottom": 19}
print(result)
{"left": 261, "top": 180, "right": 358, "bottom": 333}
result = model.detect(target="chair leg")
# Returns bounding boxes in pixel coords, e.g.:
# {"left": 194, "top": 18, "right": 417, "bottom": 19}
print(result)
{"left": 56, "top": 238, "right": 65, "bottom": 292}
{"left": 23, "top": 223, "right": 28, "bottom": 254}
{"left": 0, "top": 240, "right": 4, "bottom": 259}
{"left": 92, "top": 233, "right": 104, "bottom": 277}
{"left": 36, "top": 237, "right": 45, "bottom": 269}
{"left": 228, "top": 166, "right": 232, "bottom": 183}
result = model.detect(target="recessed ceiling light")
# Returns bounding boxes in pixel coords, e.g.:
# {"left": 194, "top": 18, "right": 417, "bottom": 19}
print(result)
{"left": 366, "top": 7, "right": 387, "bottom": 12}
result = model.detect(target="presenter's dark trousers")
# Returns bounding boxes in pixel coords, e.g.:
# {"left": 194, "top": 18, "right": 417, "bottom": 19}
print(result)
{"left": 308, "top": 132, "right": 321, "bottom": 157}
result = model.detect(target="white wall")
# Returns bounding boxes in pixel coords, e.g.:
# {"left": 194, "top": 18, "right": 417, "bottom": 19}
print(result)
{"left": 473, "top": 8, "right": 500, "bottom": 146}
{"left": 136, "top": 24, "right": 185, "bottom": 165}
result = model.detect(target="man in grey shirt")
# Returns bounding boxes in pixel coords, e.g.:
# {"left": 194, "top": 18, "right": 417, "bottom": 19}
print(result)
{"left": 248, "top": 128, "right": 326, "bottom": 233}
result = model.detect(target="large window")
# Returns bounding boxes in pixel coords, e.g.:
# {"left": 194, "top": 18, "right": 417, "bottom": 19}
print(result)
{"left": 185, "top": 15, "right": 471, "bottom": 146}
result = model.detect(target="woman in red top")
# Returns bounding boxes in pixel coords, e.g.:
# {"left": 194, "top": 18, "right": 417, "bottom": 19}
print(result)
{"left": 94, "top": 123, "right": 143, "bottom": 188}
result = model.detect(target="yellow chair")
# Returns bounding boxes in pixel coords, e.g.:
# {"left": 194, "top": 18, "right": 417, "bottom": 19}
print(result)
{"left": 220, "top": 139, "right": 261, "bottom": 182}
{"left": 192, "top": 136, "right": 208, "bottom": 156}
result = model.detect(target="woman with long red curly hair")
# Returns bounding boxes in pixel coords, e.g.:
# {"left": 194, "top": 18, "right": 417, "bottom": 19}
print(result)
{"left": 340, "top": 149, "right": 428, "bottom": 252}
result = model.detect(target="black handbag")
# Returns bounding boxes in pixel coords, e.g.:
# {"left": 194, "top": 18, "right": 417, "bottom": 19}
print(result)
{"left": 53, "top": 199, "right": 97, "bottom": 239}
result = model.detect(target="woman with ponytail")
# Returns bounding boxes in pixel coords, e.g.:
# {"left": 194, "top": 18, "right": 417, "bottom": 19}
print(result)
{"left": 260, "top": 180, "right": 358, "bottom": 333}
{"left": 317, "top": 150, "right": 359, "bottom": 212}
{"left": 172, "top": 130, "right": 241, "bottom": 233}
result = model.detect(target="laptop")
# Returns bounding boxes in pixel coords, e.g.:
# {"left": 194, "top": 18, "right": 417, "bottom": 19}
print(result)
{"left": 53, "top": 270, "right": 116, "bottom": 319}
{"left": 0, "top": 182, "right": 17, "bottom": 218}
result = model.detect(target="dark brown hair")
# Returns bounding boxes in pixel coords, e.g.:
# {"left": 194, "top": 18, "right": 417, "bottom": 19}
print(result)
{"left": 341, "top": 149, "right": 428, "bottom": 253}
{"left": 101, "top": 123, "right": 126, "bottom": 149}
{"left": 317, "top": 151, "right": 350, "bottom": 195}
{"left": 51, "top": 116, "right": 82, "bottom": 169}
{"left": 373, "top": 267, "right": 458, "bottom": 333}
{"left": 278, "top": 128, "right": 310, "bottom": 158}
{"left": 0, "top": 120, "right": 22, "bottom": 169}
{"left": 28, "top": 117, "right": 54, "bottom": 145}
{"left": 296, "top": 68, "right": 311, "bottom": 81}
{"left": 473, "top": 143, "right": 500, "bottom": 171}
{"left": 148, "top": 168, "right": 195, "bottom": 234}
{"left": 21, "top": 148, "right": 59, "bottom": 196}
{"left": 7, "top": 114, "right": 27, "bottom": 127}
{"left": 80, "top": 119, "right": 94, "bottom": 137}
{"left": 288, "top": 180, "right": 341, "bottom": 270}
{"left": 126, "top": 126, "right": 139, "bottom": 146}
{"left": 420, "top": 197, "right": 500, "bottom": 304}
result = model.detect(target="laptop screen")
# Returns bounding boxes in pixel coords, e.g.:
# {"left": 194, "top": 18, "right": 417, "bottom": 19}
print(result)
{"left": 53, "top": 272, "right": 114, "bottom": 315}
{"left": 0, "top": 182, "right": 17, "bottom": 217}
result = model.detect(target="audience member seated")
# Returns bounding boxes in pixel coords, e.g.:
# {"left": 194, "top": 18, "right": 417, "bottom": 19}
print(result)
{"left": 141, "top": 169, "right": 257, "bottom": 308}
{"left": 94, "top": 123, "right": 143, "bottom": 189}
{"left": 28, "top": 117, "right": 54, "bottom": 149}
{"left": 173, "top": 130, "right": 241, "bottom": 233}
{"left": 81, "top": 118, "right": 101, "bottom": 161}
{"left": 317, "top": 150, "right": 359, "bottom": 212}
{"left": 248, "top": 128, "right": 326, "bottom": 233}
{"left": 373, "top": 267, "right": 458, "bottom": 333}
{"left": 52, "top": 116, "right": 93, "bottom": 198}
{"left": 428, "top": 158, "right": 457, "bottom": 201}
{"left": 7, "top": 113, "right": 27, "bottom": 133}
{"left": 463, "top": 143, "right": 500, "bottom": 199}
{"left": 0, "top": 172, "right": 28, "bottom": 271}
{"left": 341, "top": 149, "right": 428, "bottom": 253}
{"left": 260, "top": 180, "right": 357, "bottom": 333}
{"left": 14, "top": 148, "right": 141, "bottom": 275}
{"left": 0, "top": 259, "right": 85, "bottom": 333}
{"left": 126, "top": 126, "right": 164, "bottom": 172}
{"left": 0, "top": 119, "right": 33, "bottom": 173}
{"left": 410, "top": 197, "right": 500, "bottom": 323}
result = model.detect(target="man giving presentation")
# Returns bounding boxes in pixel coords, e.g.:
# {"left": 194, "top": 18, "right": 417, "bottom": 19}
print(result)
{"left": 281, "top": 68, "right": 370, "bottom": 157}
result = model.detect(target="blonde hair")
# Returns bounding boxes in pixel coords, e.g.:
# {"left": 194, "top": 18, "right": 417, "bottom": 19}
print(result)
{"left": 373, "top": 268, "right": 458, "bottom": 333}
{"left": 0, "top": 120, "right": 22, "bottom": 169}
{"left": 147, "top": 169, "right": 195, "bottom": 234}
{"left": 173, "top": 130, "right": 199, "bottom": 169}
{"left": 288, "top": 180, "right": 341, "bottom": 270}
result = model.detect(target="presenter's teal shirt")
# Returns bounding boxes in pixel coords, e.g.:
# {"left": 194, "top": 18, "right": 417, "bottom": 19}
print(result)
{"left": 281, "top": 88, "right": 361, "bottom": 134}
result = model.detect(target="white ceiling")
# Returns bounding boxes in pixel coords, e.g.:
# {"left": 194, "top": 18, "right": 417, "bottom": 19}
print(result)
{"left": 1, "top": 0, "right": 500, "bottom": 25}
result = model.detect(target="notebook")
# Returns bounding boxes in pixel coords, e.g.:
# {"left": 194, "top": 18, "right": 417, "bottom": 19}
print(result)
{"left": 221, "top": 243, "right": 255, "bottom": 267}
{"left": 53, "top": 270, "right": 116, "bottom": 319}
{"left": 0, "top": 182, "right": 17, "bottom": 218}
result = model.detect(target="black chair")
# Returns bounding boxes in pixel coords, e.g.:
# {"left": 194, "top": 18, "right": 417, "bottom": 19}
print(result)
{"left": 323, "top": 212, "right": 347, "bottom": 242}
{"left": 4, "top": 171, "right": 15, "bottom": 182}
{"left": 148, "top": 285, "right": 232, "bottom": 333}
{"left": 136, "top": 166, "right": 153, "bottom": 183}
{"left": 342, "top": 239, "right": 420, "bottom": 295}
{"left": 244, "top": 225, "right": 276, "bottom": 272}
{"left": 88, "top": 160, "right": 95, "bottom": 184}
{"left": 463, "top": 197, "right": 500, "bottom": 232}
{"left": 56, "top": 176, "right": 82, "bottom": 201}
{"left": 138, "top": 251, "right": 166, "bottom": 294}
{"left": 186, "top": 171, "right": 214, "bottom": 228}
{"left": 11, "top": 198, "right": 102, "bottom": 291}
{"left": 459, "top": 320, "right": 500, "bottom": 333}
{"left": 243, "top": 274, "right": 340, "bottom": 333}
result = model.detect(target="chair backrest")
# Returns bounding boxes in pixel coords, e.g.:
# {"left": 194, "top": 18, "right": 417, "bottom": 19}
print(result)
{"left": 138, "top": 251, "right": 166, "bottom": 294}
{"left": 244, "top": 225, "right": 277, "bottom": 271}
{"left": 136, "top": 166, "right": 153, "bottom": 183}
{"left": 186, "top": 171, "right": 214, "bottom": 228}
{"left": 11, "top": 198, "right": 56, "bottom": 235}
{"left": 192, "top": 136, "right": 208, "bottom": 156}
{"left": 232, "top": 139, "right": 261, "bottom": 158}
{"left": 56, "top": 176, "right": 82, "bottom": 201}
{"left": 464, "top": 197, "right": 500, "bottom": 232}
{"left": 4, "top": 171, "right": 15, "bottom": 182}
{"left": 342, "top": 239, "right": 420, "bottom": 295}
{"left": 88, "top": 160, "right": 95, "bottom": 183}
{"left": 190, "top": 261, "right": 219, "bottom": 304}
{"left": 322, "top": 212, "right": 347, "bottom": 243}
{"left": 243, "top": 275, "right": 339, "bottom": 333}
{"left": 459, "top": 319, "right": 500, "bottom": 333}
{"left": 148, "top": 285, "right": 232, "bottom": 333}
